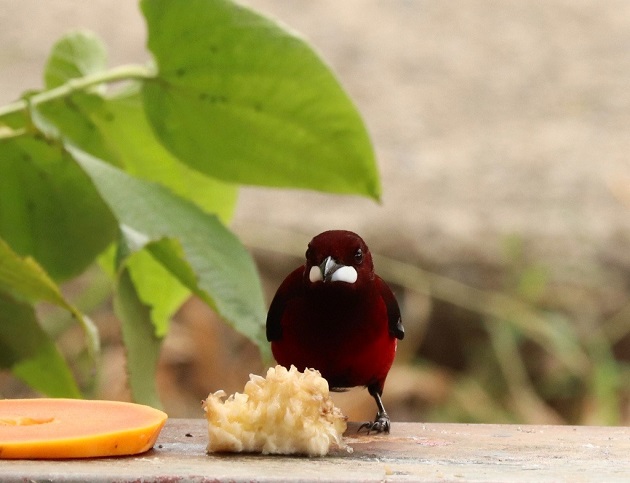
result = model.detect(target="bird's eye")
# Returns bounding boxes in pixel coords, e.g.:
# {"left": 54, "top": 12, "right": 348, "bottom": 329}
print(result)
{"left": 354, "top": 248, "right": 363, "bottom": 264}
{"left": 305, "top": 246, "right": 313, "bottom": 261}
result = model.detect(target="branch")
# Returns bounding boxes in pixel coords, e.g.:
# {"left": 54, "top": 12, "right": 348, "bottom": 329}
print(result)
{"left": 0, "top": 64, "right": 153, "bottom": 120}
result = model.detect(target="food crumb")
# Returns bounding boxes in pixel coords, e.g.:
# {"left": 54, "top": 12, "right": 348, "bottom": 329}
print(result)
{"left": 203, "top": 365, "right": 351, "bottom": 456}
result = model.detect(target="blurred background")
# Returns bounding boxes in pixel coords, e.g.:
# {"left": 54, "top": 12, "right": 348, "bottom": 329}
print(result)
{"left": 2, "top": 0, "right": 630, "bottom": 425}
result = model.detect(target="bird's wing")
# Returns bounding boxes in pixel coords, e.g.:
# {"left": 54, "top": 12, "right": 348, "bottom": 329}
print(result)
{"left": 265, "top": 266, "right": 304, "bottom": 341}
{"left": 376, "top": 276, "right": 405, "bottom": 340}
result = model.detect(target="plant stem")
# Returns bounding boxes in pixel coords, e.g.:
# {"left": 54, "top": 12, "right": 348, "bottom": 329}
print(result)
{"left": 0, "top": 64, "right": 153, "bottom": 120}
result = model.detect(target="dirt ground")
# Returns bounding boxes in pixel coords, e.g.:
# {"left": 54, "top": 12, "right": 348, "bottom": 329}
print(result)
{"left": 2, "top": 1, "right": 630, "bottom": 420}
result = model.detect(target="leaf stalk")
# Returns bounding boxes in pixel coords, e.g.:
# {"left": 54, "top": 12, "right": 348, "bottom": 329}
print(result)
{"left": 0, "top": 64, "right": 153, "bottom": 120}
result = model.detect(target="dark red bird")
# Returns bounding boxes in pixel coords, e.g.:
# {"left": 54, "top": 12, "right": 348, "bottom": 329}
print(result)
{"left": 266, "top": 230, "right": 404, "bottom": 433}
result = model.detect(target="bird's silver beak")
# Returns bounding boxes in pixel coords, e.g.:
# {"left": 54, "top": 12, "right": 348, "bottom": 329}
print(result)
{"left": 320, "top": 256, "right": 341, "bottom": 283}
{"left": 308, "top": 256, "right": 358, "bottom": 284}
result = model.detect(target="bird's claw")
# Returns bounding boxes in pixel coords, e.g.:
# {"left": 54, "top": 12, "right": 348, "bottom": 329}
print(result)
{"left": 358, "top": 414, "right": 390, "bottom": 434}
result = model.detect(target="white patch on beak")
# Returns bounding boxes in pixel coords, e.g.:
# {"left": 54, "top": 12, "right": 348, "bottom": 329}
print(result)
{"left": 309, "top": 265, "right": 323, "bottom": 283}
{"left": 331, "top": 266, "right": 357, "bottom": 284}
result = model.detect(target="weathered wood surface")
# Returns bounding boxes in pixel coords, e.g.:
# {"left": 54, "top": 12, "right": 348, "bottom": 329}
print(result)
{"left": 1, "top": 419, "right": 629, "bottom": 482}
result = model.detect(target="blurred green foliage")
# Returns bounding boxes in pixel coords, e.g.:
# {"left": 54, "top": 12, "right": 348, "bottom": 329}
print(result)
{"left": 382, "top": 234, "right": 628, "bottom": 425}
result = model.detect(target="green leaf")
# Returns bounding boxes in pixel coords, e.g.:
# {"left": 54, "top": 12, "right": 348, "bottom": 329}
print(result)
{"left": 34, "top": 89, "right": 238, "bottom": 223}
{"left": 98, "top": 242, "right": 190, "bottom": 340}
{"left": 34, "top": 93, "right": 119, "bottom": 164}
{"left": 141, "top": 0, "right": 381, "bottom": 199}
{"left": 126, "top": 247, "right": 190, "bottom": 337}
{"left": 114, "top": 268, "right": 163, "bottom": 407}
{"left": 0, "top": 236, "right": 100, "bottom": 360}
{"left": 0, "top": 291, "right": 81, "bottom": 398}
{"left": 0, "top": 237, "right": 71, "bottom": 305}
{"left": 90, "top": 89, "right": 238, "bottom": 222}
{"left": 44, "top": 30, "right": 108, "bottom": 89}
{"left": 69, "top": 146, "right": 269, "bottom": 358}
{"left": 0, "top": 136, "right": 118, "bottom": 280}
{"left": 38, "top": 29, "right": 237, "bottom": 220}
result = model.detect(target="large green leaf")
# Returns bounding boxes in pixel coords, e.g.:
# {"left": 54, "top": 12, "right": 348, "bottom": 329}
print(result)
{"left": 0, "top": 136, "right": 118, "bottom": 281}
{"left": 0, "top": 292, "right": 81, "bottom": 398}
{"left": 141, "top": 0, "right": 381, "bottom": 199}
{"left": 69, "top": 146, "right": 268, "bottom": 356}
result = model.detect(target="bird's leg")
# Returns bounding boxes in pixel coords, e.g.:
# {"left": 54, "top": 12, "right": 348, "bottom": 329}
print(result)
{"left": 358, "top": 383, "right": 390, "bottom": 434}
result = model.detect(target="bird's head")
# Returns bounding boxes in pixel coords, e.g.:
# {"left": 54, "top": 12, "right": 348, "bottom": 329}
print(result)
{"left": 303, "top": 230, "right": 374, "bottom": 289}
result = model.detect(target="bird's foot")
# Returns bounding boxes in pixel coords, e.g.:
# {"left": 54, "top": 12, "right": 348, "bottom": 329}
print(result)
{"left": 358, "top": 412, "right": 390, "bottom": 434}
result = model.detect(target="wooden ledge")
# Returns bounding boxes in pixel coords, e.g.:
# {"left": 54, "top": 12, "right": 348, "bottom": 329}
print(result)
{"left": 1, "top": 419, "right": 629, "bottom": 481}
